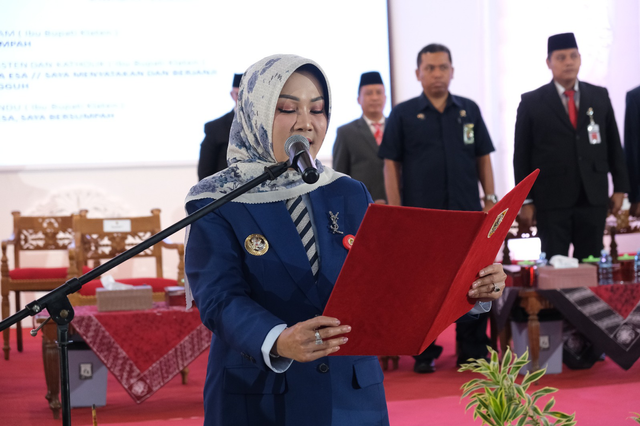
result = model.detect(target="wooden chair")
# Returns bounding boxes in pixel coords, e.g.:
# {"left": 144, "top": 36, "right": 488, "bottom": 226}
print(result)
{"left": 66, "top": 208, "right": 185, "bottom": 306}
{"left": 1, "top": 211, "right": 87, "bottom": 360}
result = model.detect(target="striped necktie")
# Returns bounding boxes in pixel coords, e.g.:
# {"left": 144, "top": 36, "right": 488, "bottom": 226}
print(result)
{"left": 286, "top": 196, "right": 319, "bottom": 278}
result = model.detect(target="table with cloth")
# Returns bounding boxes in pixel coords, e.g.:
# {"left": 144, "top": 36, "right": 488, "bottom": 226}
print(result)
{"left": 40, "top": 302, "right": 211, "bottom": 418}
{"left": 492, "top": 283, "right": 640, "bottom": 371}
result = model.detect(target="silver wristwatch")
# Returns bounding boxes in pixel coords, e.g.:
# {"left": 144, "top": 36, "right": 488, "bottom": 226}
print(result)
{"left": 484, "top": 194, "right": 498, "bottom": 203}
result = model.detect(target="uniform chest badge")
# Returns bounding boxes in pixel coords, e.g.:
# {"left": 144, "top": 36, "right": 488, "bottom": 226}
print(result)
{"left": 463, "top": 123, "right": 474, "bottom": 144}
{"left": 587, "top": 107, "right": 601, "bottom": 144}
{"left": 244, "top": 234, "right": 269, "bottom": 256}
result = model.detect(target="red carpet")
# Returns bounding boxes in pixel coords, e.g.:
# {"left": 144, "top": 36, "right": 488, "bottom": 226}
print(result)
{"left": 1, "top": 325, "right": 639, "bottom": 425}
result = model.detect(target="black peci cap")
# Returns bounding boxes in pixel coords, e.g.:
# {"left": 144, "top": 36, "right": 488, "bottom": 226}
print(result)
{"left": 548, "top": 33, "right": 578, "bottom": 55}
{"left": 232, "top": 73, "right": 242, "bottom": 88}
{"left": 359, "top": 71, "right": 384, "bottom": 90}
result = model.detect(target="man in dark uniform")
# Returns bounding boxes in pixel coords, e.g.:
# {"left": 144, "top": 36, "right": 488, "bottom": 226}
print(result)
{"left": 333, "top": 71, "right": 387, "bottom": 202}
{"left": 379, "top": 44, "right": 497, "bottom": 373}
{"left": 514, "top": 33, "right": 629, "bottom": 261}
{"left": 624, "top": 85, "right": 640, "bottom": 217}
{"left": 197, "top": 73, "right": 242, "bottom": 180}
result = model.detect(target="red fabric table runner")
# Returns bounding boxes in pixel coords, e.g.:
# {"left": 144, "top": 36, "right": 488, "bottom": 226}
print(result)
{"left": 71, "top": 303, "right": 211, "bottom": 403}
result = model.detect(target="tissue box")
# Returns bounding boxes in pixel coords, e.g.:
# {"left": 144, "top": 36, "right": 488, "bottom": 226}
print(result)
{"left": 96, "top": 285, "right": 153, "bottom": 312}
{"left": 536, "top": 265, "right": 598, "bottom": 289}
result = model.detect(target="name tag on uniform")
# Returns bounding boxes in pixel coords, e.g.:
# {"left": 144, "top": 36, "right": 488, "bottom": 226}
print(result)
{"left": 587, "top": 107, "right": 601, "bottom": 145}
{"left": 463, "top": 123, "right": 474, "bottom": 145}
{"left": 588, "top": 123, "right": 601, "bottom": 144}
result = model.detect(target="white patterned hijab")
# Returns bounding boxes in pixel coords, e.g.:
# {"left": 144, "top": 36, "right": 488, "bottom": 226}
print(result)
{"left": 186, "top": 54, "right": 343, "bottom": 205}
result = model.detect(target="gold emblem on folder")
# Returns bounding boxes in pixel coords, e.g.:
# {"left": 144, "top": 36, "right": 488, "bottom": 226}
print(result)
{"left": 244, "top": 234, "right": 269, "bottom": 256}
{"left": 488, "top": 209, "right": 508, "bottom": 238}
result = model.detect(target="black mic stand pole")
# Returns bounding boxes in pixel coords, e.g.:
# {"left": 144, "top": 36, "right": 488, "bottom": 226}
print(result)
{"left": 0, "top": 161, "right": 291, "bottom": 426}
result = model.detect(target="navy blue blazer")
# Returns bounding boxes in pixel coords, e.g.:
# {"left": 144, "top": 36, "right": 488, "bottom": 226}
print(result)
{"left": 186, "top": 176, "right": 389, "bottom": 426}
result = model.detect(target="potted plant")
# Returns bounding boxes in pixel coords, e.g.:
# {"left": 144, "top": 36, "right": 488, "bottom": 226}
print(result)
{"left": 458, "top": 346, "right": 576, "bottom": 425}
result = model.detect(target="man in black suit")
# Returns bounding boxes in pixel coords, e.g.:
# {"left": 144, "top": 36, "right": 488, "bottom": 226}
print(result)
{"left": 332, "top": 71, "right": 387, "bottom": 202}
{"left": 197, "top": 73, "right": 242, "bottom": 180}
{"left": 624, "top": 85, "right": 640, "bottom": 217}
{"left": 514, "top": 33, "right": 629, "bottom": 261}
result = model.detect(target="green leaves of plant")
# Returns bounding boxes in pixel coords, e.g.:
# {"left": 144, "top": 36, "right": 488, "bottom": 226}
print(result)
{"left": 459, "top": 346, "right": 576, "bottom": 425}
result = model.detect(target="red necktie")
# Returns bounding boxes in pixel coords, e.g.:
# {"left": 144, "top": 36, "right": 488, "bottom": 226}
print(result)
{"left": 565, "top": 89, "right": 577, "bottom": 129}
{"left": 372, "top": 122, "right": 383, "bottom": 145}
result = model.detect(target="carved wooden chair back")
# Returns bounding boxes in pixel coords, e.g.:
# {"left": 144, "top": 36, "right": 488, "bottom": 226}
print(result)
{"left": 71, "top": 209, "right": 164, "bottom": 275}
{"left": 67, "top": 208, "right": 184, "bottom": 306}
{"left": 1, "top": 210, "right": 86, "bottom": 359}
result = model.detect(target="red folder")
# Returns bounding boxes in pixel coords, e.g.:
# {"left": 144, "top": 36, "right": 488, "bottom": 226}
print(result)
{"left": 323, "top": 170, "right": 539, "bottom": 355}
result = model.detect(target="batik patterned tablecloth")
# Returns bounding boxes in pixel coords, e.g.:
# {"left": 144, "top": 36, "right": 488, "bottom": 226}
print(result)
{"left": 72, "top": 302, "right": 211, "bottom": 403}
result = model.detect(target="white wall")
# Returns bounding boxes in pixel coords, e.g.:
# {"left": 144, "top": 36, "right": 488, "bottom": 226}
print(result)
{"left": 2, "top": 0, "right": 640, "bottom": 329}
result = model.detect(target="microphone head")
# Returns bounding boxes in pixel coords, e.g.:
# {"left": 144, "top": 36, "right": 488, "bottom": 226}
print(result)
{"left": 284, "top": 134, "right": 310, "bottom": 156}
{"left": 302, "top": 168, "right": 320, "bottom": 184}
{"left": 284, "top": 134, "right": 318, "bottom": 184}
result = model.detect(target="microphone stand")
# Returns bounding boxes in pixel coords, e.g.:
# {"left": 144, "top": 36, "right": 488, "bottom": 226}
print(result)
{"left": 0, "top": 161, "right": 291, "bottom": 426}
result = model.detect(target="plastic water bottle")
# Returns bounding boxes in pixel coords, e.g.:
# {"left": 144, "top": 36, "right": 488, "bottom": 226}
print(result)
{"left": 598, "top": 249, "right": 614, "bottom": 285}
{"left": 536, "top": 252, "right": 548, "bottom": 267}
{"left": 532, "top": 252, "right": 547, "bottom": 286}
{"left": 634, "top": 251, "right": 640, "bottom": 283}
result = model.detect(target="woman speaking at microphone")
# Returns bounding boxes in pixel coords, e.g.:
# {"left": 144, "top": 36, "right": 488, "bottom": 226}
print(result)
{"left": 184, "top": 54, "right": 506, "bottom": 426}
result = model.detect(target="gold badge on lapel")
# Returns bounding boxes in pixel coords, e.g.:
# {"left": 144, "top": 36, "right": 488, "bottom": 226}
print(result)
{"left": 244, "top": 234, "right": 269, "bottom": 256}
{"left": 417, "top": 113, "right": 425, "bottom": 120}
{"left": 488, "top": 209, "right": 508, "bottom": 238}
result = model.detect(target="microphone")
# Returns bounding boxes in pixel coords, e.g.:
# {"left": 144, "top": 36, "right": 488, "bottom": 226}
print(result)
{"left": 284, "top": 135, "right": 320, "bottom": 184}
